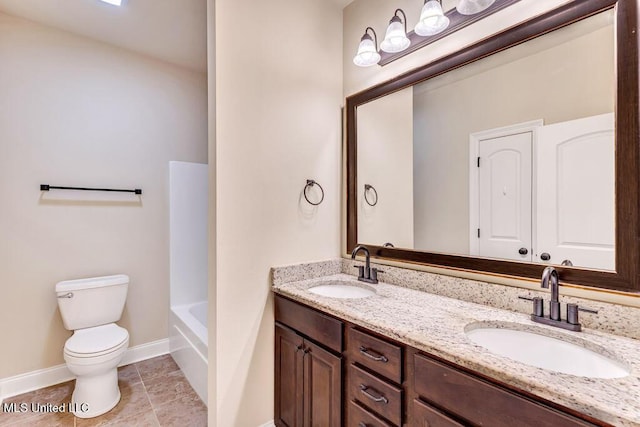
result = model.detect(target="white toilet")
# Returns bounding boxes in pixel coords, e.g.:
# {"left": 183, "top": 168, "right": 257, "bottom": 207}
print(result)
{"left": 56, "top": 274, "right": 130, "bottom": 418}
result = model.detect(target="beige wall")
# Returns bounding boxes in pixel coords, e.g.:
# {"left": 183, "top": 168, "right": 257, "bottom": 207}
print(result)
{"left": 214, "top": 0, "right": 343, "bottom": 425}
{"left": 0, "top": 13, "right": 207, "bottom": 378}
{"left": 413, "top": 20, "right": 614, "bottom": 253}
{"left": 357, "top": 87, "right": 414, "bottom": 249}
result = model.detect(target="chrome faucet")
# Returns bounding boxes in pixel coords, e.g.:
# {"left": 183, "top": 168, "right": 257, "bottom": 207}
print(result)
{"left": 541, "top": 266, "right": 561, "bottom": 321}
{"left": 351, "top": 245, "right": 383, "bottom": 284}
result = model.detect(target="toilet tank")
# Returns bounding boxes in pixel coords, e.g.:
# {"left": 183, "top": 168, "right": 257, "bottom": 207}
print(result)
{"left": 56, "top": 275, "right": 129, "bottom": 331}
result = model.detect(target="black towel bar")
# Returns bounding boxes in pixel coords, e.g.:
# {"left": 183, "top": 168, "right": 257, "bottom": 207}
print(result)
{"left": 40, "top": 185, "right": 142, "bottom": 195}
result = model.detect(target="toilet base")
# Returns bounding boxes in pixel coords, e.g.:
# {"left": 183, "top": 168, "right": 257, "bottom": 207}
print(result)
{"left": 71, "top": 368, "right": 121, "bottom": 418}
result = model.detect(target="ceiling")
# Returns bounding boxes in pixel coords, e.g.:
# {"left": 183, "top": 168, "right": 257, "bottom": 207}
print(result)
{"left": 0, "top": 0, "right": 355, "bottom": 72}
{"left": 0, "top": 0, "right": 208, "bottom": 72}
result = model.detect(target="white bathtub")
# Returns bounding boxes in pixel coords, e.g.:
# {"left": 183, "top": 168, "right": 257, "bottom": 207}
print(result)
{"left": 170, "top": 301, "right": 208, "bottom": 404}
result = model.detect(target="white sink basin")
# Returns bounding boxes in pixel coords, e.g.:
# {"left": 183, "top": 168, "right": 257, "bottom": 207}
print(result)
{"left": 466, "top": 324, "right": 630, "bottom": 379}
{"left": 308, "top": 281, "right": 376, "bottom": 299}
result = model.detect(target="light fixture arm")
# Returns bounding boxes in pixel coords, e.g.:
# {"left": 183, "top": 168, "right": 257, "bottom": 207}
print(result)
{"left": 364, "top": 26, "right": 378, "bottom": 48}
{"left": 393, "top": 9, "right": 408, "bottom": 34}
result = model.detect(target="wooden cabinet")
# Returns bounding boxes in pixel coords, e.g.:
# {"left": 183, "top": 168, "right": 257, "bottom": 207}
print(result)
{"left": 347, "top": 327, "right": 403, "bottom": 384}
{"left": 347, "top": 364, "right": 403, "bottom": 426}
{"left": 275, "top": 296, "right": 343, "bottom": 427}
{"left": 411, "top": 352, "right": 599, "bottom": 427}
{"left": 274, "top": 294, "right": 608, "bottom": 427}
{"left": 410, "top": 398, "right": 464, "bottom": 427}
{"left": 348, "top": 400, "right": 394, "bottom": 427}
{"left": 346, "top": 327, "right": 404, "bottom": 426}
{"left": 303, "top": 340, "right": 342, "bottom": 426}
{"left": 275, "top": 324, "right": 304, "bottom": 427}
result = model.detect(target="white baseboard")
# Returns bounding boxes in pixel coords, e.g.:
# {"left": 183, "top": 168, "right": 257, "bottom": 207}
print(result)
{"left": 119, "top": 338, "right": 170, "bottom": 366}
{"left": 258, "top": 422, "right": 276, "bottom": 427}
{"left": 0, "top": 338, "right": 169, "bottom": 402}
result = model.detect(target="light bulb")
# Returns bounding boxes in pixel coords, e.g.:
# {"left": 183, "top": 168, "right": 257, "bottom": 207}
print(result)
{"left": 353, "top": 33, "right": 381, "bottom": 67}
{"left": 457, "top": 0, "right": 496, "bottom": 15}
{"left": 381, "top": 16, "right": 411, "bottom": 53}
{"left": 415, "top": 0, "right": 450, "bottom": 37}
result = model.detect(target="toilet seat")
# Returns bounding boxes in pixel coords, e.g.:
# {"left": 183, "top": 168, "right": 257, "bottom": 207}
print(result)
{"left": 65, "top": 324, "right": 129, "bottom": 358}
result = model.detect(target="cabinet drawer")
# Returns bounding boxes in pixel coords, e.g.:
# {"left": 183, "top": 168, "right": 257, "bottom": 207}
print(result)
{"left": 348, "top": 327, "right": 402, "bottom": 384}
{"left": 348, "top": 400, "right": 394, "bottom": 427}
{"left": 413, "top": 354, "right": 596, "bottom": 427}
{"left": 348, "top": 364, "right": 402, "bottom": 426}
{"left": 411, "top": 398, "right": 464, "bottom": 427}
{"left": 274, "top": 295, "right": 343, "bottom": 353}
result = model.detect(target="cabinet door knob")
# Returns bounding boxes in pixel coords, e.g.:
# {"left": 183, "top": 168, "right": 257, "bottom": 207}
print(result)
{"left": 296, "top": 344, "right": 304, "bottom": 352}
{"left": 540, "top": 252, "right": 551, "bottom": 261}
{"left": 518, "top": 247, "right": 528, "bottom": 255}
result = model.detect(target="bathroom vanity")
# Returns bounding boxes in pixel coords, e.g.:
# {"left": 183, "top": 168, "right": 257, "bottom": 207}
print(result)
{"left": 272, "top": 268, "right": 640, "bottom": 427}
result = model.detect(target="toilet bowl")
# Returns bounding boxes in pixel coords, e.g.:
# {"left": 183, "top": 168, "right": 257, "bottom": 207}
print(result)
{"left": 64, "top": 324, "right": 129, "bottom": 418}
{"left": 56, "top": 275, "right": 130, "bottom": 418}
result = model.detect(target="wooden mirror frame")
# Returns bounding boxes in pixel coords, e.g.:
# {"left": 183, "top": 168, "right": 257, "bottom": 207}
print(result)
{"left": 346, "top": 0, "right": 640, "bottom": 292}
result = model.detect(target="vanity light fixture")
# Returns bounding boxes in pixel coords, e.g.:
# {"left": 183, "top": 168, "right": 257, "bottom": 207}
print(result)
{"left": 354, "top": 0, "right": 518, "bottom": 67}
{"left": 415, "top": 0, "right": 450, "bottom": 36}
{"left": 380, "top": 9, "right": 411, "bottom": 53}
{"left": 353, "top": 27, "right": 381, "bottom": 67}
{"left": 457, "top": 0, "right": 496, "bottom": 15}
{"left": 98, "top": 0, "right": 124, "bottom": 6}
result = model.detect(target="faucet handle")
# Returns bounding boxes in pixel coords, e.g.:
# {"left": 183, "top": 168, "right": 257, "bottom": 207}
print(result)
{"left": 566, "top": 303, "right": 599, "bottom": 325}
{"left": 353, "top": 265, "right": 365, "bottom": 279}
{"left": 519, "top": 295, "right": 544, "bottom": 317}
{"left": 370, "top": 268, "right": 384, "bottom": 283}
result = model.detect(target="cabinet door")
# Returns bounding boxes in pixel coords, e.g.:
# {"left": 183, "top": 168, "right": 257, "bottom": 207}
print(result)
{"left": 413, "top": 354, "right": 596, "bottom": 427}
{"left": 411, "top": 398, "right": 464, "bottom": 427}
{"left": 303, "top": 339, "right": 342, "bottom": 427}
{"left": 275, "top": 323, "right": 305, "bottom": 427}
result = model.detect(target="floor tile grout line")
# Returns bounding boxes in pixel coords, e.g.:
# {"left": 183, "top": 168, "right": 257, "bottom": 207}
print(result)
{"left": 142, "top": 374, "right": 201, "bottom": 410}
{"left": 133, "top": 361, "right": 162, "bottom": 425}
{"left": 134, "top": 357, "right": 205, "bottom": 425}
{"left": 151, "top": 406, "right": 162, "bottom": 427}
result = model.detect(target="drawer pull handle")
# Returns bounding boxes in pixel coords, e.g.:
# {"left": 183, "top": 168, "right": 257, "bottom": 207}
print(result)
{"left": 358, "top": 423, "right": 367, "bottom": 427}
{"left": 359, "top": 346, "right": 388, "bottom": 363}
{"left": 359, "top": 384, "right": 389, "bottom": 404}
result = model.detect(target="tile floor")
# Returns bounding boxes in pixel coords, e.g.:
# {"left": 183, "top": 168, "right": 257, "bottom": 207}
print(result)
{"left": 0, "top": 354, "right": 207, "bottom": 427}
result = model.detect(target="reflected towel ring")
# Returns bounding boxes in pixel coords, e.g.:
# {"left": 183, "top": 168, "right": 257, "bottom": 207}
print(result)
{"left": 364, "top": 184, "right": 378, "bottom": 206}
{"left": 304, "top": 179, "right": 324, "bottom": 206}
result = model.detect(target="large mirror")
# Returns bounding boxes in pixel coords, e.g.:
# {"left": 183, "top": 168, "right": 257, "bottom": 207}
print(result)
{"left": 346, "top": 0, "right": 640, "bottom": 292}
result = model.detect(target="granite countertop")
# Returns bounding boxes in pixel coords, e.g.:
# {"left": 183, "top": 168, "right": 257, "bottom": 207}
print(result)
{"left": 272, "top": 273, "right": 640, "bottom": 427}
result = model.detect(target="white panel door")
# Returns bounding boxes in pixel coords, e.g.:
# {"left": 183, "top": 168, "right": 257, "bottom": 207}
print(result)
{"left": 536, "top": 113, "right": 614, "bottom": 270}
{"left": 478, "top": 132, "right": 532, "bottom": 261}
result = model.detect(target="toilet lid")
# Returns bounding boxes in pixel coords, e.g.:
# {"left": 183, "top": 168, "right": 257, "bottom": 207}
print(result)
{"left": 65, "top": 324, "right": 128, "bottom": 357}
